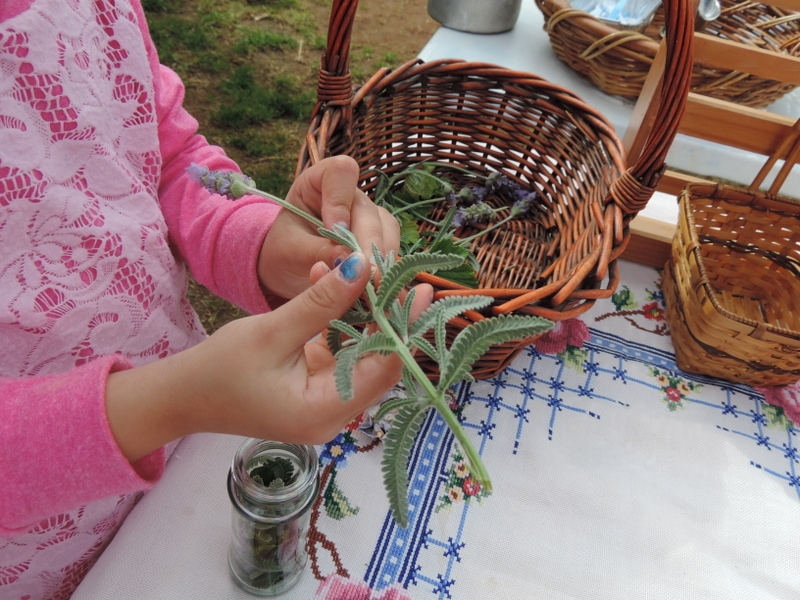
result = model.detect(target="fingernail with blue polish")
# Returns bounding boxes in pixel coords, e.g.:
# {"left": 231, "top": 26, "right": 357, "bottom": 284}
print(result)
{"left": 338, "top": 252, "right": 365, "bottom": 282}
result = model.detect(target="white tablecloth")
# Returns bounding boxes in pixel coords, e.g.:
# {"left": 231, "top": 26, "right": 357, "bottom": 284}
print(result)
{"left": 74, "top": 259, "right": 800, "bottom": 599}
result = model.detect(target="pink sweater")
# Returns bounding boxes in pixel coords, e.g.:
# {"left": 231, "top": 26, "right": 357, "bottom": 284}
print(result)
{"left": 0, "top": 0, "right": 281, "bottom": 597}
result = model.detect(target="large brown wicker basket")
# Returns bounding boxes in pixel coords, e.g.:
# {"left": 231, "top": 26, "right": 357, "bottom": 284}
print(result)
{"left": 663, "top": 118, "right": 800, "bottom": 387}
{"left": 535, "top": 0, "right": 800, "bottom": 107}
{"left": 297, "top": 0, "right": 693, "bottom": 379}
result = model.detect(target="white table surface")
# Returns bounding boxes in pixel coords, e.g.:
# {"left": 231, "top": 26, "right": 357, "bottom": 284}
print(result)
{"left": 73, "top": 4, "right": 800, "bottom": 599}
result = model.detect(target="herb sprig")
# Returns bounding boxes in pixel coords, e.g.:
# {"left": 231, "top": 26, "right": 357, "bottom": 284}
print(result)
{"left": 188, "top": 163, "right": 553, "bottom": 528}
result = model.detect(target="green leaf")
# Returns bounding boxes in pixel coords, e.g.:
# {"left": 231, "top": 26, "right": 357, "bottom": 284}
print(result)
{"left": 398, "top": 215, "right": 422, "bottom": 252}
{"left": 409, "top": 295, "right": 493, "bottom": 338}
{"left": 402, "top": 169, "right": 443, "bottom": 200}
{"left": 323, "top": 470, "right": 360, "bottom": 520}
{"left": 425, "top": 236, "right": 480, "bottom": 288}
{"left": 381, "top": 404, "right": 429, "bottom": 528}
{"left": 372, "top": 394, "right": 429, "bottom": 423}
{"left": 371, "top": 170, "right": 392, "bottom": 206}
{"left": 249, "top": 456, "right": 295, "bottom": 488}
{"left": 326, "top": 327, "right": 343, "bottom": 355}
{"left": 375, "top": 252, "right": 465, "bottom": 311}
{"left": 434, "top": 308, "right": 448, "bottom": 367}
{"left": 409, "top": 336, "right": 438, "bottom": 363}
{"left": 438, "top": 315, "right": 554, "bottom": 390}
{"left": 318, "top": 222, "right": 360, "bottom": 253}
{"left": 334, "top": 332, "right": 397, "bottom": 401}
{"left": 329, "top": 319, "right": 366, "bottom": 342}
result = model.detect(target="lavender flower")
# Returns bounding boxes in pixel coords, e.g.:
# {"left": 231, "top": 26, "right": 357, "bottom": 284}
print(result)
{"left": 186, "top": 162, "right": 255, "bottom": 200}
{"left": 485, "top": 172, "right": 518, "bottom": 195}
{"left": 461, "top": 202, "right": 496, "bottom": 225}
{"left": 511, "top": 191, "right": 539, "bottom": 217}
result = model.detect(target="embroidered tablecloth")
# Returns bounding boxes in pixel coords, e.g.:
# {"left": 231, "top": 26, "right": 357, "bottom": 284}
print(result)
{"left": 73, "top": 260, "right": 800, "bottom": 599}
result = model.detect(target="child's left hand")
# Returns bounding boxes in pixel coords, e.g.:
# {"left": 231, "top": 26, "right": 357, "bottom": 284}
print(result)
{"left": 257, "top": 155, "right": 398, "bottom": 302}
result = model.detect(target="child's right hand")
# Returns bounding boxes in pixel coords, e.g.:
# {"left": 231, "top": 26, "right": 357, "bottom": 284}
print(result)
{"left": 105, "top": 252, "right": 433, "bottom": 463}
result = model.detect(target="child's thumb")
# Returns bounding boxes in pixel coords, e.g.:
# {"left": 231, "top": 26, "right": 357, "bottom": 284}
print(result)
{"left": 276, "top": 252, "right": 369, "bottom": 349}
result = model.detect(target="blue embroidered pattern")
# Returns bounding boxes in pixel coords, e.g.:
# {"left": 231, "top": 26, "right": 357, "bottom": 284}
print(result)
{"left": 361, "top": 327, "right": 798, "bottom": 598}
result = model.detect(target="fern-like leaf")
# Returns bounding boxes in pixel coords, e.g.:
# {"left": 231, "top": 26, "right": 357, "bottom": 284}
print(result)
{"left": 326, "top": 327, "right": 343, "bottom": 355}
{"left": 410, "top": 336, "right": 438, "bottom": 363}
{"left": 318, "top": 223, "right": 359, "bottom": 253}
{"left": 438, "top": 315, "right": 553, "bottom": 391}
{"left": 409, "top": 295, "right": 493, "bottom": 338}
{"left": 328, "top": 319, "right": 366, "bottom": 342}
{"left": 375, "top": 253, "right": 465, "bottom": 311}
{"left": 372, "top": 394, "right": 429, "bottom": 423}
{"left": 381, "top": 404, "right": 430, "bottom": 528}
{"left": 434, "top": 309, "right": 448, "bottom": 367}
{"left": 334, "top": 331, "right": 396, "bottom": 401}
{"left": 401, "top": 367, "right": 418, "bottom": 398}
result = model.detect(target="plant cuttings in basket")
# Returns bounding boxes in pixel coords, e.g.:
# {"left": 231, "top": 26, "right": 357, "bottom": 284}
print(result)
{"left": 369, "top": 162, "right": 548, "bottom": 288}
{"left": 188, "top": 163, "right": 553, "bottom": 528}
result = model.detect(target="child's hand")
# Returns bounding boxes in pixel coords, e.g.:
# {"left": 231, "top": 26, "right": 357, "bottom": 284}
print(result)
{"left": 105, "top": 251, "right": 433, "bottom": 462}
{"left": 257, "top": 155, "right": 398, "bottom": 303}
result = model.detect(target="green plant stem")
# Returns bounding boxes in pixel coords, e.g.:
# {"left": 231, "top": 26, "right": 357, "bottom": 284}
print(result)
{"left": 365, "top": 286, "right": 492, "bottom": 493}
{"left": 458, "top": 212, "right": 517, "bottom": 246}
{"left": 245, "top": 181, "right": 491, "bottom": 490}
{"left": 247, "top": 188, "right": 325, "bottom": 230}
{"left": 387, "top": 195, "right": 447, "bottom": 217}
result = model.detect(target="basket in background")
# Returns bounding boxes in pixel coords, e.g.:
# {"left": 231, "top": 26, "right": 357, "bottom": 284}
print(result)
{"left": 297, "top": 0, "right": 693, "bottom": 379}
{"left": 662, "top": 119, "right": 800, "bottom": 387}
{"left": 535, "top": 0, "right": 800, "bottom": 108}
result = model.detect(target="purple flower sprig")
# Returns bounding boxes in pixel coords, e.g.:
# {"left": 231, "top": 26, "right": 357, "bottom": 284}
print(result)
{"left": 445, "top": 173, "right": 539, "bottom": 245}
{"left": 186, "top": 163, "right": 257, "bottom": 201}
{"left": 186, "top": 163, "right": 354, "bottom": 249}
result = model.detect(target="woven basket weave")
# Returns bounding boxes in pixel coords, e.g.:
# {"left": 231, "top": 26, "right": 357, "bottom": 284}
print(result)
{"left": 663, "top": 119, "right": 800, "bottom": 387}
{"left": 297, "top": 0, "right": 693, "bottom": 380}
{"left": 535, "top": 0, "right": 800, "bottom": 108}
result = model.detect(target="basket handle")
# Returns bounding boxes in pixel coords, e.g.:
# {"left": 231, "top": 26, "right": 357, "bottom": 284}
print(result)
{"left": 749, "top": 118, "right": 800, "bottom": 196}
{"left": 295, "top": 0, "right": 360, "bottom": 169}
{"left": 612, "top": 0, "right": 695, "bottom": 217}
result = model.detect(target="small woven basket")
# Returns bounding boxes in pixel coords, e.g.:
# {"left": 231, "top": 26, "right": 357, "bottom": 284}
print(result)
{"left": 663, "top": 118, "right": 800, "bottom": 387}
{"left": 298, "top": 0, "right": 693, "bottom": 379}
{"left": 535, "top": 0, "right": 800, "bottom": 108}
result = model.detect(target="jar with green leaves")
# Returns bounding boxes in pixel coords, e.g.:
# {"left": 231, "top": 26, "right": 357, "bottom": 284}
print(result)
{"left": 227, "top": 439, "right": 320, "bottom": 596}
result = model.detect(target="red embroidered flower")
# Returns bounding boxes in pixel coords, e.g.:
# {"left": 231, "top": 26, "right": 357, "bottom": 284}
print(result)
{"left": 315, "top": 574, "right": 412, "bottom": 600}
{"left": 462, "top": 477, "right": 482, "bottom": 496}
{"left": 533, "top": 318, "right": 590, "bottom": 355}
{"left": 665, "top": 387, "right": 682, "bottom": 403}
{"left": 642, "top": 301, "right": 665, "bottom": 321}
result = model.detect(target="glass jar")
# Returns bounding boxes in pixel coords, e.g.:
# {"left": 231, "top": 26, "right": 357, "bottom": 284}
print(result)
{"left": 227, "top": 438, "right": 320, "bottom": 596}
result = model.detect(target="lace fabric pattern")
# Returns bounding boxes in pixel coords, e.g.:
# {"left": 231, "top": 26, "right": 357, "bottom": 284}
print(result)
{"left": 0, "top": 0, "right": 205, "bottom": 597}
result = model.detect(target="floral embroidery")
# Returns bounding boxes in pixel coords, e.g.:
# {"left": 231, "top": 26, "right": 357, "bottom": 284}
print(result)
{"left": 319, "top": 431, "right": 360, "bottom": 469}
{"left": 650, "top": 367, "right": 699, "bottom": 411}
{"left": 436, "top": 448, "right": 490, "bottom": 512}
{"left": 532, "top": 318, "right": 590, "bottom": 371}
{"left": 761, "top": 402, "right": 795, "bottom": 431}
{"left": 595, "top": 274, "right": 670, "bottom": 336}
{"left": 758, "top": 382, "right": 800, "bottom": 428}
{"left": 315, "top": 574, "right": 412, "bottom": 600}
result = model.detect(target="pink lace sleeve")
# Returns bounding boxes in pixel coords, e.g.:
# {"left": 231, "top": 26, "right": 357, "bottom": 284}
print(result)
{"left": 0, "top": 356, "right": 166, "bottom": 533}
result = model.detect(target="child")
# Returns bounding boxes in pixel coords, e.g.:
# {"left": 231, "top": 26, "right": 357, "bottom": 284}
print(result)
{"left": 0, "top": 1, "right": 431, "bottom": 598}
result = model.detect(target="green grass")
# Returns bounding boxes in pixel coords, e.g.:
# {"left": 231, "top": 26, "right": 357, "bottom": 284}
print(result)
{"left": 143, "top": 0, "right": 415, "bottom": 331}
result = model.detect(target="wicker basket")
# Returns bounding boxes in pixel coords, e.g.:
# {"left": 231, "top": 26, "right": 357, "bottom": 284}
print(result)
{"left": 535, "top": 0, "right": 800, "bottom": 108}
{"left": 663, "top": 118, "right": 800, "bottom": 387}
{"left": 297, "top": 0, "right": 693, "bottom": 380}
